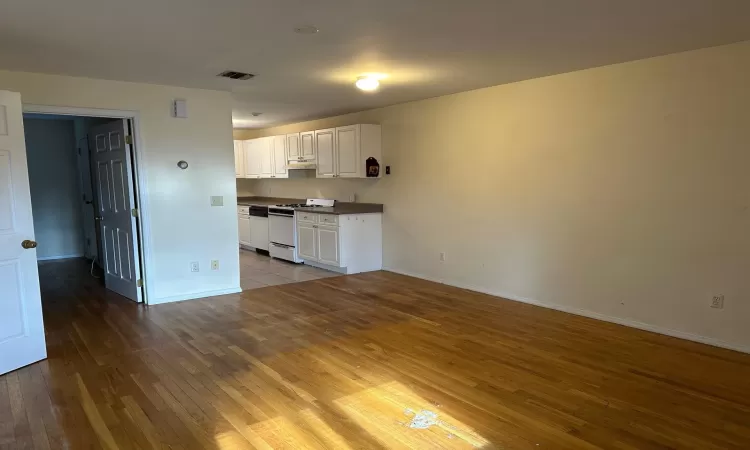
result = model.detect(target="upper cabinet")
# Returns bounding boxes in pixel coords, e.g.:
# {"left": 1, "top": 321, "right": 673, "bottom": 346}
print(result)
{"left": 271, "top": 135, "right": 288, "bottom": 178}
{"left": 238, "top": 124, "right": 382, "bottom": 180}
{"left": 243, "top": 139, "right": 262, "bottom": 178}
{"left": 320, "top": 124, "right": 382, "bottom": 179}
{"left": 287, "top": 133, "right": 301, "bottom": 160}
{"left": 315, "top": 128, "right": 336, "bottom": 178}
{"left": 234, "top": 140, "right": 245, "bottom": 177}
{"left": 300, "top": 131, "right": 316, "bottom": 161}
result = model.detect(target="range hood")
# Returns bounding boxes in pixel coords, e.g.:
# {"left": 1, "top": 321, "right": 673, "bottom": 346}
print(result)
{"left": 286, "top": 161, "right": 316, "bottom": 170}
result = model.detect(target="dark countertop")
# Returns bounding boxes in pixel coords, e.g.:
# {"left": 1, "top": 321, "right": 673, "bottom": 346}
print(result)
{"left": 237, "top": 196, "right": 383, "bottom": 215}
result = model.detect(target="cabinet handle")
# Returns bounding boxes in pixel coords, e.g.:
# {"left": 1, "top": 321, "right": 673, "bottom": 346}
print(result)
{"left": 312, "top": 225, "right": 318, "bottom": 228}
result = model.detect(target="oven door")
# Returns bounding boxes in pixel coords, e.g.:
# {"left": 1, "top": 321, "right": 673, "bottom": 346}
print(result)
{"left": 269, "top": 214, "right": 295, "bottom": 247}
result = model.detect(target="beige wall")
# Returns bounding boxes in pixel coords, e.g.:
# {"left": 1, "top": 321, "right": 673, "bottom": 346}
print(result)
{"left": 236, "top": 40, "right": 750, "bottom": 351}
{"left": 1, "top": 70, "right": 239, "bottom": 304}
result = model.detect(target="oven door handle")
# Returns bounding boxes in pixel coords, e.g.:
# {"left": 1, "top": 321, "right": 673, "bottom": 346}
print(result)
{"left": 269, "top": 213, "right": 293, "bottom": 217}
{"left": 271, "top": 242, "right": 294, "bottom": 249}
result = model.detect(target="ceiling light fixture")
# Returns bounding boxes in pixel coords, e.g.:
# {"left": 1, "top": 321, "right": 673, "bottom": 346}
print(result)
{"left": 355, "top": 76, "right": 380, "bottom": 92}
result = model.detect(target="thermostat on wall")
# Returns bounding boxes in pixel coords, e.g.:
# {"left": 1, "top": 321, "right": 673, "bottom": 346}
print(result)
{"left": 172, "top": 99, "right": 188, "bottom": 118}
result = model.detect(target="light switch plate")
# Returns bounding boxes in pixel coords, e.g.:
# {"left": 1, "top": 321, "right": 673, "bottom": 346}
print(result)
{"left": 210, "top": 196, "right": 224, "bottom": 206}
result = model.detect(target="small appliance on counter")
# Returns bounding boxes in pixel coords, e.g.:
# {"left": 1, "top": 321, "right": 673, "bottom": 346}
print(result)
{"left": 268, "top": 198, "right": 335, "bottom": 263}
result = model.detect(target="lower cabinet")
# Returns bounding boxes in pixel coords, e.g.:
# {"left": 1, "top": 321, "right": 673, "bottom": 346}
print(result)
{"left": 238, "top": 215, "right": 251, "bottom": 247}
{"left": 316, "top": 226, "right": 340, "bottom": 266}
{"left": 296, "top": 212, "right": 381, "bottom": 273}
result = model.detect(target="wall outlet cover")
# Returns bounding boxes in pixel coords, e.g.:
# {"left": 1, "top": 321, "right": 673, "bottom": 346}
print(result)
{"left": 210, "top": 196, "right": 224, "bottom": 206}
{"left": 211, "top": 260, "right": 219, "bottom": 270}
{"left": 711, "top": 295, "right": 724, "bottom": 309}
{"left": 190, "top": 261, "right": 200, "bottom": 272}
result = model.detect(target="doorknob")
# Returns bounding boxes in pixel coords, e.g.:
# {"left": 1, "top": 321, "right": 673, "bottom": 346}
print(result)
{"left": 21, "top": 240, "right": 37, "bottom": 249}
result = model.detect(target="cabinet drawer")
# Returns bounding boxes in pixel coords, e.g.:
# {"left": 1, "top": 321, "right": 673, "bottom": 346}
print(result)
{"left": 237, "top": 206, "right": 250, "bottom": 215}
{"left": 319, "top": 214, "right": 339, "bottom": 225}
{"left": 297, "top": 212, "right": 318, "bottom": 223}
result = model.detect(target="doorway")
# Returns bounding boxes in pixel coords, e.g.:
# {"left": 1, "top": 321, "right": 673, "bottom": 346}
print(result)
{"left": 21, "top": 110, "right": 147, "bottom": 304}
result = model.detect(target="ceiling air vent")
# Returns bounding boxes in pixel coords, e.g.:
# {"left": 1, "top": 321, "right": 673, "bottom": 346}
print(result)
{"left": 217, "top": 70, "right": 255, "bottom": 80}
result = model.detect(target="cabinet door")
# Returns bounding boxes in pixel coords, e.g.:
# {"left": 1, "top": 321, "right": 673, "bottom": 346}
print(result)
{"left": 271, "top": 135, "right": 288, "bottom": 178}
{"left": 317, "top": 225, "right": 340, "bottom": 266}
{"left": 297, "top": 222, "right": 318, "bottom": 261}
{"left": 287, "top": 133, "right": 301, "bottom": 160}
{"left": 258, "top": 137, "right": 274, "bottom": 178}
{"left": 249, "top": 216, "right": 269, "bottom": 250}
{"left": 300, "top": 131, "right": 315, "bottom": 161}
{"left": 238, "top": 216, "right": 252, "bottom": 246}
{"left": 234, "top": 140, "right": 245, "bottom": 177}
{"left": 336, "top": 125, "right": 360, "bottom": 178}
{"left": 315, "top": 128, "right": 336, "bottom": 178}
{"left": 243, "top": 140, "right": 261, "bottom": 178}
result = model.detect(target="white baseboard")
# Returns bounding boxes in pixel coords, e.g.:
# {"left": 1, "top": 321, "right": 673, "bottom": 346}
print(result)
{"left": 37, "top": 254, "right": 84, "bottom": 261}
{"left": 148, "top": 287, "right": 242, "bottom": 305}
{"left": 384, "top": 267, "right": 750, "bottom": 355}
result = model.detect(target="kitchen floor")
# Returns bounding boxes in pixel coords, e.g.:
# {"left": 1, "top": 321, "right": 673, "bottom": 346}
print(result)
{"left": 240, "top": 248, "right": 340, "bottom": 290}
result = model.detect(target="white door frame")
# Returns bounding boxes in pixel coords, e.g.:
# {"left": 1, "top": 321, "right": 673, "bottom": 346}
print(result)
{"left": 22, "top": 104, "right": 152, "bottom": 304}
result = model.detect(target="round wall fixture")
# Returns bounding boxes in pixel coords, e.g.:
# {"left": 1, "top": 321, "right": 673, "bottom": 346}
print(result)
{"left": 177, "top": 160, "right": 189, "bottom": 170}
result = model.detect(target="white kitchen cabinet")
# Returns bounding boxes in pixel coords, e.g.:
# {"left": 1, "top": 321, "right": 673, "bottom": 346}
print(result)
{"left": 271, "top": 135, "right": 288, "bottom": 178}
{"left": 234, "top": 140, "right": 245, "bottom": 178}
{"left": 238, "top": 216, "right": 252, "bottom": 247}
{"left": 258, "top": 137, "right": 274, "bottom": 177}
{"left": 315, "top": 128, "right": 335, "bottom": 178}
{"left": 315, "top": 124, "right": 382, "bottom": 179}
{"left": 243, "top": 140, "right": 262, "bottom": 178}
{"left": 287, "top": 133, "right": 301, "bottom": 161}
{"left": 317, "top": 225, "right": 340, "bottom": 266}
{"left": 300, "top": 131, "right": 316, "bottom": 161}
{"left": 296, "top": 212, "right": 382, "bottom": 273}
{"left": 249, "top": 216, "right": 269, "bottom": 251}
{"left": 297, "top": 222, "right": 317, "bottom": 261}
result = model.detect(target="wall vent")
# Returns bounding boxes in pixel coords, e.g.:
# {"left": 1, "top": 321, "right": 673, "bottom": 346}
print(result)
{"left": 217, "top": 71, "right": 255, "bottom": 80}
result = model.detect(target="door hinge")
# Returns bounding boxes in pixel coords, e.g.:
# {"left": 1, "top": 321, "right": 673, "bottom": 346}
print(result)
{"left": 125, "top": 135, "right": 133, "bottom": 145}
{"left": 131, "top": 208, "right": 139, "bottom": 218}
{"left": 137, "top": 279, "right": 143, "bottom": 288}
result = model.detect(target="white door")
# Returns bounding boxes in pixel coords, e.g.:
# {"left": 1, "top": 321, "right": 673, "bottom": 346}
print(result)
{"left": 287, "top": 133, "right": 300, "bottom": 160}
{"left": 0, "top": 91, "right": 47, "bottom": 375}
{"left": 336, "top": 125, "right": 360, "bottom": 178}
{"left": 271, "top": 135, "right": 288, "bottom": 178}
{"left": 300, "top": 131, "right": 315, "bottom": 161}
{"left": 238, "top": 215, "right": 251, "bottom": 246}
{"left": 90, "top": 120, "right": 143, "bottom": 302}
{"left": 315, "top": 129, "right": 336, "bottom": 178}
{"left": 259, "top": 137, "right": 273, "bottom": 178}
{"left": 234, "top": 140, "right": 245, "bottom": 177}
{"left": 243, "top": 140, "right": 261, "bottom": 178}
{"left": 297, "top": 223, "right": 318, "bottom": 261}
{"left": 317, "top": 225, "right": 340, "bottom": 266}
{"left": 249, "top": 216, "right": 269, "bottom": 251}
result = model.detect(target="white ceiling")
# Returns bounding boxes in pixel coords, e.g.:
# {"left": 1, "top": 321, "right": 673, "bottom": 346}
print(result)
{"left": 2, "top": 0, "right": 750, "bottom": 129}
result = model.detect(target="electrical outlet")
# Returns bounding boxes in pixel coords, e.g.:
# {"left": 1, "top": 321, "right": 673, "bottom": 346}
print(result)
{"left": 440, "top": 252, "right": 446, "bottom": 262}
{"left": 190, "top": 261, "right": 200, "bottom": 272}
{"left": 711, "top": 295, "right": 724, "bottom": 309}
{"left": 211, "top": 260, "right": 219, "bottom": 270}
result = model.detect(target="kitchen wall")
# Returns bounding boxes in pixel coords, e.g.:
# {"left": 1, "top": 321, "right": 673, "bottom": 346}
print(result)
{"left": 23, "top": 118, "right": 85, "bottom": 260}
{"left": 1, "top": 70, "right": 239, "bottom": 304}
{"left": 235, "top": 40, "right": 750, "bottom": 352}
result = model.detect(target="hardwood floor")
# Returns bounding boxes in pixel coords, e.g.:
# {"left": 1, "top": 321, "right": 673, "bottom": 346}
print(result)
{"left": 2, "top": 259, "right": 750, "bottom": 449}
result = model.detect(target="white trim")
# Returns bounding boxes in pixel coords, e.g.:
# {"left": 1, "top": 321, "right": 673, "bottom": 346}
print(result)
{"left": 37, "top": 254, "right": 84, "bottom": 261}
{"left": 22, "top": 104, "right": 153, "bottom": 305}
{"left": 148, "top": 287, "right": 242, "bottom": 305}
{"left": 385, "top": 267, "right": 750, "bottom": 355}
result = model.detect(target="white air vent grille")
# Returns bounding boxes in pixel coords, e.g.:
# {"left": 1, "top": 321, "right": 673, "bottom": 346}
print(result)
{"left": 217, "top": 71, "right": 255, "bottom": 80}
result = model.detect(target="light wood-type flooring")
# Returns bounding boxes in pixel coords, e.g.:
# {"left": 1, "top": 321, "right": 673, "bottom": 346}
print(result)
{"left": 2, "top": 258, "right": 750, "bottom": 449}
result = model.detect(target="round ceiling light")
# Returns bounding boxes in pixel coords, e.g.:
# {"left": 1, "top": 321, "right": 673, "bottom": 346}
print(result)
{"left": 294, "top": 25, "right": 319, "bottom": 34}
{"left": 355, "top": 76, "right": 380, "bottom": 92}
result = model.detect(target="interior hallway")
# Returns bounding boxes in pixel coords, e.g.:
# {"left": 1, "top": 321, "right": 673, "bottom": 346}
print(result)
{"left": 1, "top": 258, "right": 750, "bottom": 448}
